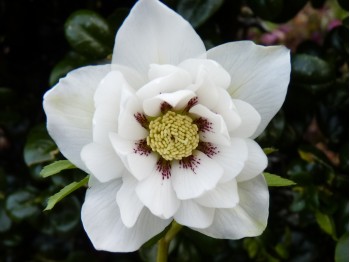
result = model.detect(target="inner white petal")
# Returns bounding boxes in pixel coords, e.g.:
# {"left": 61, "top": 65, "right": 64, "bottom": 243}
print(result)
{"left": 189, "top": 104, "right": 231, "bottom": 146}
{"left": 143, "top": 90, "right": 196, "bottom": 116}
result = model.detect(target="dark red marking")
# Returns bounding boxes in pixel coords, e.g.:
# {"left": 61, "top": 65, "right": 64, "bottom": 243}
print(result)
{"left": 133, "top": 139, "right": 151, "bottom": 156}
{"left": 157, "top": 159, "right": 171, "bottom": 179}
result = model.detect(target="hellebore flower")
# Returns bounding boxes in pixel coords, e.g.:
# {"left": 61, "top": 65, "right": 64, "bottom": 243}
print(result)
{"left": 43, "top": 0, "right": 290, "bottom": 252}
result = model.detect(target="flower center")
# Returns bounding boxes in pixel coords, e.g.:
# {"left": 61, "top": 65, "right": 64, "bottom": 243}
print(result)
{"left": 146, "top": 111, "right": 199, "bottom": 161}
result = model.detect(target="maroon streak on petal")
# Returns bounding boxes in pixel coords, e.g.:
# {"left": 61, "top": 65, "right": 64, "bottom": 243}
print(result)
{"left": 179, "top": 155, "right": 201, "bottom": 174}
{"left": 197, "top": 142, "right": 219, "bottom": 158}
{"left": 183, "top": 96, "right": 198, "bottom": 112}
{"left": 134, "top": 112, "right": 149, "bottom": 129}
{"left": 133, "top": 139, "right": 152, "bottom": 156}
{"left": 193, "top": 117, "right": 213, "bottom": 133}
{"left": 160, "top": 101, "right": 173, "bottom": 114}
{"left": 157, "top": 158, "right": 171, "bottom": 180}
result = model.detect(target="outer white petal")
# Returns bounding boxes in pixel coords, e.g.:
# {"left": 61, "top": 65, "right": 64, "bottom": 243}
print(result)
{"left": 116, "top": 174, "right": 144, "bottom": 228}
{"left": 195, "top": 175, "right": 269, "bottom": 238}
{"left": 174, "top": 200, "right": 215, "bottom": 229}
{"left": 172, "top": 151, "right": 224, "bottom": 200}
{"left": 189, "top": 104, "right": 230, "bottom": 146}
{"left": 229, "top": 99, "right": 261, "bottom": 138}
{"left": 236, "top": 139, "right": 268, "bottom": 182}
{"left": 213, "top": 138, "right": 248, "bottom": 183}
{"left": 112, "top": 0, "right": 206, "bottom": 76}
{"left": 195, "top": 179, "right": 239, "bottom": 208}
{"left": 81, "top": 179, "right": 171, "bottom": 252}
{"left": 109, "top": 133, "right": 158, "bottom": 181}
{"left": 43, "top": 65, "right": 110, "bottom": 172}
{"left": 143, "top": 90, "right": 196, "bottom": 116}
{"left": 136, "top": 173, "right": 180, "bottom": 219}
{"left": 81, "top": 142, "right": 124, "bottom": 182}
{"left": 207, "top": 41, "right": 290, "bottom": 138}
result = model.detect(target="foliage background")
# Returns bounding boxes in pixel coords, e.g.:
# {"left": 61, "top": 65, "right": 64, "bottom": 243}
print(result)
{"left": 0, "top": 0, "right": 348, "bottom": 261}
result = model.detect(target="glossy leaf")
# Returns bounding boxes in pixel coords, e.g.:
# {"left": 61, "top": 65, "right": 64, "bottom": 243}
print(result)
{"left": 24, "top": 125, "right": 57, "bottom": 166}
{"left": 40, "top": 160, "right": 76, "bottom": 178}
{"left": 44, "top": 176, "right": 89, "bottom": 211}
{"left": 263, "top": 173, "right": 296, "bottom": 187}
{"left": 177, "top": 0, "right": 224, "bottom": 28}
{"left": 335, "top": 233, "right": 349, "bottom": 262}
{"left": 65, "top": 10, "right": 114, "bottom": 58}
{"left": 291, "top": 54, "right": 334, "bottom": 89}
{"left": 6, "top": 190, "right": 40, "bottom": 221}
{"left": 315, "top": 211, "right": 337, "bottom": 240}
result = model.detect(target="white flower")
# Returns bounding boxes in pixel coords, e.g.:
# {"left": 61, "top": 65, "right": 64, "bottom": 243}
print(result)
{"left": 43, "top": 0, "right": 290, "bottom": 252}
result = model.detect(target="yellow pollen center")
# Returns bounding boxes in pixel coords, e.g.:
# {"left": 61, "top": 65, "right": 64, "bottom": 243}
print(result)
{"left": 146, "top": 111, "right": 199, "bottom": 161}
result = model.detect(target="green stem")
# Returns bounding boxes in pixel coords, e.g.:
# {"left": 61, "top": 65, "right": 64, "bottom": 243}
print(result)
{"left": 156, "top": 221, "right": 182, "bottom": 262}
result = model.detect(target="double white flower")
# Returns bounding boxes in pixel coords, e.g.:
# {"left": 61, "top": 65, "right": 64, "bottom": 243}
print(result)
{"left": 43, "top": 0, "right": 290, "bottom": 252}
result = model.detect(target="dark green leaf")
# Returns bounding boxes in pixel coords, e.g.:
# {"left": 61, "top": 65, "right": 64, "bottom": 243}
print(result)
{"left": 0, "top": 205, "right": 12, "bottom": 232}
{"left": 263, "top": 173, "right": 296, "bottom": 187}
{"left": 263, "top": 148, "right": 278, "bottom": 155}
{"left": 335, "top": 233, "right": 349, "bottom": 262}
{"left": 40, "top": 160, "right": 76, "bottom": 178}
{"left": 291, "top": 54, "right": 335, "bottom": 91}
{"left": 65, "top": 10, "right": 114, "bottom": 58}
{"left": 177, "top": 0, "right": 224, "bottom": 28}
{"left": 247, "top": 0, "right": 283, "bottom": 20}
{"left": 6, "top": 190, "right": 40, "bottom": 221}
{"left": 44, "top": 176, "right": 89, "bottom": 211}
{"left": 24, "top": 125, "right": 57, "bottom": 166}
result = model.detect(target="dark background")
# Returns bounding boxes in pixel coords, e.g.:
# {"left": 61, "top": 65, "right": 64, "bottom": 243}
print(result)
{"left": 0, "top": 0, "right": 348, "bottom": 261}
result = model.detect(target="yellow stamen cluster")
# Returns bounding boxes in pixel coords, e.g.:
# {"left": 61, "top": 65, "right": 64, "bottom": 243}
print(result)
{"left": 147, "top": 111, "right": 199, "bottom": 161}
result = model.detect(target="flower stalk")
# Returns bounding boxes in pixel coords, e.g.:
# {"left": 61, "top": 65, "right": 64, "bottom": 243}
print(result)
{"left": 156, "top": 221, "right": 183, "bottom": 262}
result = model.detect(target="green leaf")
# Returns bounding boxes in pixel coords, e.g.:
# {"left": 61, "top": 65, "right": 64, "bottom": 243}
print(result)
{"left": 65, "top": 10, "right": 114, "bottom": 58}
{"left": 263, "top": 147, "right": 278, "bottom": 155}
{"left": 40, "top": 160, "right": 76, "bottom": 178}
{"left": 177, "top": 0, "right": 224, "bottom": 28}
{"left": 6, "top": 190, "right": 40, "bottom": 221}
{"left": 24, "top": 125, "right": 57, "bottom": 166}
{"left": 263, "top": 173, "right": 296, "bottom": 187}
{"left": 44, "top": 176, "right": 89, "bottom": 211}
{"left": 335, "top": 233, "right": 349, "bottom": 262}
{"left": 291, "top": 54, "right": 335, "bottom": 93}
{"left": 315, "top": 211, "right": 337, "bottom": 240}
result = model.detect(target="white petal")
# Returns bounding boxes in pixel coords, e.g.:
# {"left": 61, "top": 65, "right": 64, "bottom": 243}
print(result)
{"left": 174, "top": 200, "right": 215, "bottom": 229}
{"left": 112, "top": 0, "right": 206, "bottom": 76}
{"left": 136, "top": 65, "right": 192, "bottom": 101}
{"left": 136, "top": 173, "right": 180, "bottom": 219}
{"left": 229, "top": 99, "right": 261, "bottom": 138}
{"left": 189, "top": 66, "right": 219, "bottom": 109}
{"left": 116, "top": 174, "right": 144, "bottom": 228}
{"left": 189, "top": 104, "right": 230, "bottom": 146}
{"left": 81, "top": 179, "right": 171, "bottom": 252}
{"left": 109, "top": 133, "right": 158, "bottom": 181}
{"left": 212, "top": 88, "right": 241, "bottom": 132}
{"left": 236, "top": 139, "right": 267, "bottom": 182}
{"left": 112, "top": 64, "right": 146, "bottom": 89}
{"left": 179, "top": 58, "right": 231, "bottom": 89}
{"left": 196, "top": 175, "right": 269, "bottom": 239}
{"left": 212, "top": 138, "right": 248, "bottom": 183}
{"left": 143, "top": 90, "right": 196, "bottom": 116}
{"left": 43, "top": 65, "right": 110, "bottom": 172}
{"left": 81, "top": 142, "right": 124, "bottom": 182}
{"left": 93, "top": 71, "right": 127, "bottom": 146}
{"left": 172, "top": 151, "right": 224, "bottom": 200}
{"left": 118, "top": 87, "right": 148, "bottom": 140}
{"left": 195, "top": 179, "right": 239, "bottom": 208}
{"left": 207, "top": 41, "right": 290, "bottom": 138}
